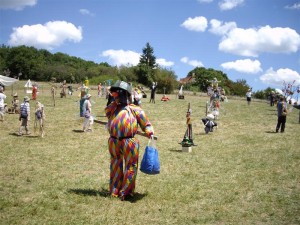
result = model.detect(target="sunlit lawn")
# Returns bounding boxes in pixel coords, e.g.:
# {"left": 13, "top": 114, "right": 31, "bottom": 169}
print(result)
{"left": 0, "top": 82, "right": 299, "bottom": 224}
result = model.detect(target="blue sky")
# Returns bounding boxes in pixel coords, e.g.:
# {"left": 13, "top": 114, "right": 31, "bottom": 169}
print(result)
{"left": 0, "top": 0, "right": 300, "bottom": 91}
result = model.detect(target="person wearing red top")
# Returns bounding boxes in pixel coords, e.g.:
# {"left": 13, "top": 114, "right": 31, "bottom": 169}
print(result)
{"left": 32, "top": 83, "right": 38, "bottom": 100}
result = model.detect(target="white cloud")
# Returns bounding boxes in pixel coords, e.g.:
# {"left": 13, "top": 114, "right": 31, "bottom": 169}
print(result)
{"left": 219, "top": 0, "right": 244, "bottom": 11}
{"left": 209, "top": 19, "right": 237, "bottom": 36}
{"left": 79, "top": 9, "right": 94, "bottom": 16}
{"left": 181, "top": 57, "right": 204, "bottom": 67}
{"left": 101, "top": 50, "right": 173, "bottom": 68}
{"left": 101, "top": 49, "right": 141, "bottom": 66}
{"left": 221, "top": 59, "right": 262, "bottom": 74}
{"left": 197, "top": 0, "right": 213, "bottom": 3}
{"left": 8, "top": 21, "right": 83, "bottom": 49}
{"left": 285, "top": 3, "right": 300, "bottom": 10}
{"left": 0, "top": 0, "right": 37, "bottom": 10}
{"left": 260, "top": 68, "right": 300, "bottom": 86}
{"left": 219, "top": 25, "right": 300, "bottom": 57}
{"left": 156, "top": 58, "right": 174, "bottom": 67}
{"left": 181, "top": 16, "right": 208, "bottom": 32}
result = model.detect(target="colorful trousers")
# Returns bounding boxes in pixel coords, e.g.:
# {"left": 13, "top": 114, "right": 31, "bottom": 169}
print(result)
{"left": 108, "top": 137, "right": 139, "bottom": 198}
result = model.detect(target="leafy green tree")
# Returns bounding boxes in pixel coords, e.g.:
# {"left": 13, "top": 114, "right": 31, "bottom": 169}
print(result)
{"left": 118, "top": 65, "right": 138, "bottom": 83}
{"left": 137, "top": 42, "right": 157, "bottom": 85}
{"left": 191, "top": 67, "right": 229, "bottom": 92}
{"left": 230, "top": 79, "right": 250, "bottom": 96}
{"left": 5, "top": 45, "right": 45, "bottom": 79}
{"left": 0, "top": 45, "right": 10, "bottom": 73}
{"left": 155, "top": 68, "right": 177, "bottom": 94}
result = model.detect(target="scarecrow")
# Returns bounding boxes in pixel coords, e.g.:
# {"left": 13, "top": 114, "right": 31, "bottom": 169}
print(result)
{"left": 8, "top": 93, "right": 19, "bottom": 114}
{"left": 34, "top": 101, "right": 45, "bottom": 137}
{"left": 180, "top": 103, "right": 195, "bottom": 147}
{"left": 60, "top": 80, "right": 67, "bottom": 98}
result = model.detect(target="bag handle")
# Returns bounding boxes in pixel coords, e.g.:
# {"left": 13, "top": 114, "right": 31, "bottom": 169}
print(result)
{"left": 148, "top": 137, "right": 156, "bottom": 149}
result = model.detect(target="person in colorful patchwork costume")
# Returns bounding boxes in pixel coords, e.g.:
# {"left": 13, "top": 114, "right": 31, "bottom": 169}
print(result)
{"left": 105, "top": 80, "right": 154, "bottom": 201}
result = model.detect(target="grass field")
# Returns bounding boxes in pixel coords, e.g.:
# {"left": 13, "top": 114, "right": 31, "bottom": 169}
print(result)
{"left": 1, "top": 82, "right": 299, "bottom": 225}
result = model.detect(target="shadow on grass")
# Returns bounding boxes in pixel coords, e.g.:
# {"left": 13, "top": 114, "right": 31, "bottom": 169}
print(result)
{"left": 72, "top": 129, "right": 84, "bottom": 133}
{"left": 265, "top": 131, "right": 278, "bottom": 134}
{"left": 197, "top": 133, "right": 210, "bottom": 136}
{"left": 68, "top": 188, "right": 110, "bottom": 197}
{"left": 68, "top": 188, "right": 147, "bottom": 203}
{"left": 9, "top": 132, "right": 39, "bottom": 138}
{"left": 169, "top": 149, "right": 183, "bottom": 153}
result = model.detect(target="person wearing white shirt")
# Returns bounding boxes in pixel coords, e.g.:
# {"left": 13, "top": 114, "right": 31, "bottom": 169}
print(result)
{"left": 0, "top": 86, "right": 7, "bottom": 121}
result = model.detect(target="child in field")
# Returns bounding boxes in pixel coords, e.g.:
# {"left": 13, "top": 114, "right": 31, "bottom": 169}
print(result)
{"left": 34, "top": 101, "right": 45, "bottom": 137}
{"left": 83, "top": 94, "right": 93, "bottom": 132}
{"left": 18, "top": 96, "right": 31, "bottom": 136}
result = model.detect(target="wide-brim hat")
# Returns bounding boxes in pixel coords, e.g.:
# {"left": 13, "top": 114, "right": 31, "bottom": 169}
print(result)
{"left": 24, "top": 96, "right": 30, "bottom": 102}
{"left": 13, "top": 93, "right": 18, "bottom": 97}
{"left": 110, "top": 80, "right": 132, "bottom": 96}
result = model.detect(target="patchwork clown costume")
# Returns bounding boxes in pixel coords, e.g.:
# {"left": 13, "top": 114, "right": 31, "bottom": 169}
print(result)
{"left": 105, "top": 81, "right": 154, "bottom": 200}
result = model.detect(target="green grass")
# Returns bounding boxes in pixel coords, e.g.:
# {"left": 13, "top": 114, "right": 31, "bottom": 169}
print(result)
{"left": 1, "top": 82, "right": 299, "bottom": 224}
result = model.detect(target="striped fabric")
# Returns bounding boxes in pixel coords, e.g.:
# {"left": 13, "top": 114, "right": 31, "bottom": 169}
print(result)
{"left": 105, "top": 102, "right": 154, "bottom": 198}
{"left": 20, "top": 102, "right": 30, "bottom": 116}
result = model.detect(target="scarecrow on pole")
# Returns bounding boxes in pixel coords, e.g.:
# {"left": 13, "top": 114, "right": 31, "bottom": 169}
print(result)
{"left": 180, "top": 103, "right": 195, "bottom": 151}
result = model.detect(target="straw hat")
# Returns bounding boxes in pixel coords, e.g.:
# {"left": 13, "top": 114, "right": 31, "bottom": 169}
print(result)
{"left": 24, "top": 96, "right": 30, "bottom": 102}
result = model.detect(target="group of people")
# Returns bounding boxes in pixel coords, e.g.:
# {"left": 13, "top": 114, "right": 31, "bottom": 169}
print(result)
{"left": 18, "top": 96, "right": 45, "bottom": 137}
{"left": 2, "top": 78, "right": 293, "bottom": 203}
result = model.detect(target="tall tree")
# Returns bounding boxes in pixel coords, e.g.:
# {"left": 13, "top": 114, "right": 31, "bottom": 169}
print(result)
{"left": 137, "top": 42, "right": 157, "bottom": 85}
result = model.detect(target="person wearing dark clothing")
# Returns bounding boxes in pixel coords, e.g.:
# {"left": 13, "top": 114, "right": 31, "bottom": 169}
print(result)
{"left": 276, "top": 97, "right": 287, "bottom": 133}
{"left": 149, "top": 82, "right": 157, "bottom": 103}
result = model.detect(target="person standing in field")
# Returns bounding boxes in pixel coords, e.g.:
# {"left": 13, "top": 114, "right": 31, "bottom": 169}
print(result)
{"left": 149, "top": 82, "right": 157, "bottom": 103}
{"left": 276, "top": 96, "right": 287, "bottom": 133}
{"left": 97, "top": 83, "right": 102, "bottom": 97}
{"left": 0, "top": 86, "right": 6, "bottom": 122}
{"left": 270, "top": 91, "right": 275, "bottom": 106}
{"left": 83, "top": 94, "right": 93, "bottom": 132}
{"left": 32, "top": 83, "right": 38, "bottom": 100}
{"left": 105, "top": 80, "right": 154, "bottom": 201}
{"left": 246, "top": 88, "right": 252, "bottom": 105}
{"left": 18, "top": 96, "right": 31, "bottom": 136}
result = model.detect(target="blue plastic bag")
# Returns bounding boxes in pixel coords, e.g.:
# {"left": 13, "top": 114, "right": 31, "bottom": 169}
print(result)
{"left": 140, "top": 139, "right": 160, "bottom": 175}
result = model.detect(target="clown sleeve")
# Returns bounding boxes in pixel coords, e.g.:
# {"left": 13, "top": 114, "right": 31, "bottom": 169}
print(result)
{"left": 130, "top": 105, "right": 154, "bottom": 137}
{"left": 105, "top": 101, "right": 117, "bottom": 119}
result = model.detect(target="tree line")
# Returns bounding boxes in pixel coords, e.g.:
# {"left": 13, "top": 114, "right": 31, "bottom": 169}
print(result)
{"left": 0, "top": 43, "right": 273, "bottom": 98}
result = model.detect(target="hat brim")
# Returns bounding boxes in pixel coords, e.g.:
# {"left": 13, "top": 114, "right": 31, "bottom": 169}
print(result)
{"left": 110, "top": 87, "right": 131, "bottom": 96}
